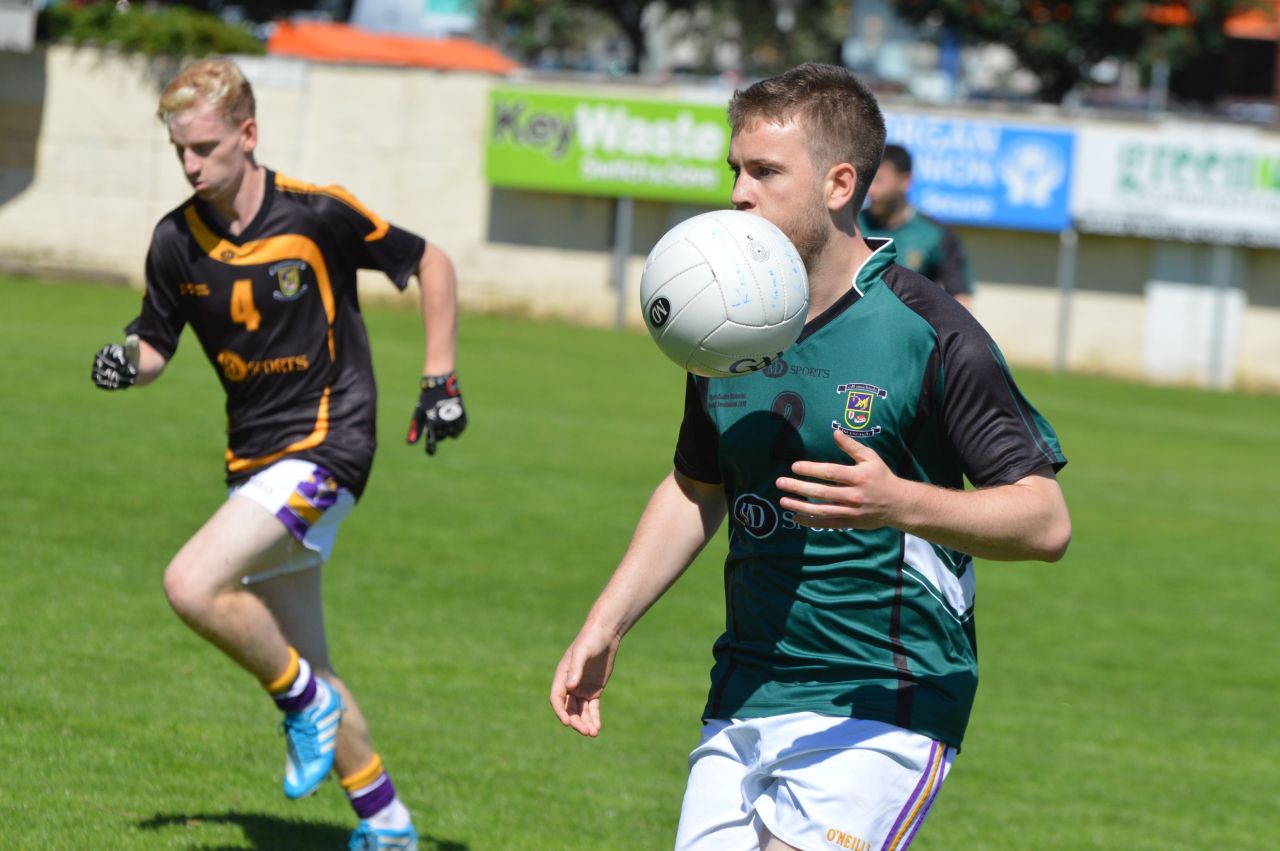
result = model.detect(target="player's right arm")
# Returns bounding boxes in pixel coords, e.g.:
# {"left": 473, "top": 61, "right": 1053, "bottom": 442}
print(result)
{"left": 93, "top": 219, "right": 186, "bottom": 390}
{"left": 91, "top": 335, "right": 168, "bottom": 389}
{"left": 550, "top": 470, "right": 725, "bottom": 737}
{"left": 130, "top": 338, "right": 168, "bottom": 385}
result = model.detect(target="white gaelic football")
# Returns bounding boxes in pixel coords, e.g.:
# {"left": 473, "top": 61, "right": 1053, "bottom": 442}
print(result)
{"left": 640, "top": 210, "right": 808, "bottom": 378}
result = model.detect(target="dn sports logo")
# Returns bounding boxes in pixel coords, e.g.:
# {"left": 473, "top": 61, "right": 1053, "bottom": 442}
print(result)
{"left": 733, "top": 493, "right": 835, "bottom": 539}
{"left": 648, "top": 297, "right": 671, "bottom": 328}
{"left": 733, "top": 493, "right": 778, "bottom": 539}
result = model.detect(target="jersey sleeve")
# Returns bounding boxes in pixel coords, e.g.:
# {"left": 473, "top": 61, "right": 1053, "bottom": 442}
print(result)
{"left": 309, "top": 185, "right": 427, "bottom": 291}
{"left": 363, "top": 223, "right": 428, "bottom": 291}
{"left": 673, "top": 375, "right": 723, "bottom": 484}
{"left": 932, "top": 227, "right": 973, "bottom": 297}
{"left": 938, "top": 322, "right": 1066, "bottom": 488}
{"left": 125, "top": 218, "right": 188, "bottom": 360}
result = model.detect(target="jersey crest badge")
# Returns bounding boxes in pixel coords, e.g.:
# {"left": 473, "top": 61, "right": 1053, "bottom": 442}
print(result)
{"left": 271, "top": 260, "right": 309, "bottom": 301}
{"left": 833, "top": 382, "right": 887, "bottom": 437}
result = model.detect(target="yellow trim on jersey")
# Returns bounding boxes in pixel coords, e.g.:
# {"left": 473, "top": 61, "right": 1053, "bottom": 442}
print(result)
{"left": 225, "top": 387, "right": 331, "bottom": 474}
{"left": 884, "top": 743, "right": 946, "bottom": 851}
{"left": 182, "top": 205, "right": 337, "bottom": 329}
{"left": 263, "top": 646, "right": 301, "bottom": 693}
{"left": 340, "top": 754, "right": 385, "bottom": 792}
{"left": 274, "top": 172, "right": 391, "bottom": 242}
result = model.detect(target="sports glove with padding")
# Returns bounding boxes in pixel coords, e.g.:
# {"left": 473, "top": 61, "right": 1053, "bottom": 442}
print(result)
{"left": 406, "top": 371, "right": 467, "bottom": 456}
{"left": 92, "top": 342, "right": 138, "bottom": 390}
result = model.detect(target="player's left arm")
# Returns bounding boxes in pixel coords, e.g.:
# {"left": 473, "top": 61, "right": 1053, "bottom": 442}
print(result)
{"left": 777, "top": 435, "right": 1070, "bottom": 562}
{"left": 417, "top": 242, "right": 458, "bottom": 377}
{"left": 406, "top": 242, "right": 466, "bottom": 455}
{"left": 304, "top": 183, "right": 467, "bottom": 454}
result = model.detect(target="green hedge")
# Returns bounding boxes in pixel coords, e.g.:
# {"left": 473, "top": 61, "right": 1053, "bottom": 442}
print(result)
{"left": 43, "top": 2, "right": 265, "bottom": 57}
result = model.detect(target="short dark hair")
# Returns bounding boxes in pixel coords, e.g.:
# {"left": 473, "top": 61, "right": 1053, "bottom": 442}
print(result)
{"left": 728, "top": 63, "right": 886, "bottom": 212}
{"left": 881, "top": 143, "right": 912, "bottom": 174}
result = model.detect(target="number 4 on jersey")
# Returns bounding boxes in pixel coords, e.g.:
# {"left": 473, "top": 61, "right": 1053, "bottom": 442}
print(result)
{"left": 231, "top": 278, "right": 261, "bottom": 331}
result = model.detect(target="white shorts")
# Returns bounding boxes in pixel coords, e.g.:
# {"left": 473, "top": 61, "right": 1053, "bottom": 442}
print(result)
{"left": 230, "top": 458, "right": 356, "bottom": 583}
{"left": 675, "top": 713, "right": 955, "bottom": 851}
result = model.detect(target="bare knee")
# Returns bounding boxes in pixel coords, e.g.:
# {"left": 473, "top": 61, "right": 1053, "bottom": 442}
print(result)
{"left": 163, "top": 558, "right": 220, "bottom": 626}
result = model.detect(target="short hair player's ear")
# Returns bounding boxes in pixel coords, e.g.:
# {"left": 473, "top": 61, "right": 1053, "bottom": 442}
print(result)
{"left": 826, "top": 161, "right": 857, "bottom": 211}
{"left": 240, "top": 117, "right": 259, "bottom": 154}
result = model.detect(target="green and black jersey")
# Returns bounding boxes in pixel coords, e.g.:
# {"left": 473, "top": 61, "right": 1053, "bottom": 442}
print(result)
{"left": 674, "top": 240, "right": 1064, "bottom": 749}
{"left": 858, "top": 208, "right": 972, "bottom": 298}
{"left": 128, "top": 170, "right": 426, "bottom": 497}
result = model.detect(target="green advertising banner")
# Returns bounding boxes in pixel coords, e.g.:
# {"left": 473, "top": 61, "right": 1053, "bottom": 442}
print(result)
{"left": 485, "top": 86, "right": 734, "bottom": 206}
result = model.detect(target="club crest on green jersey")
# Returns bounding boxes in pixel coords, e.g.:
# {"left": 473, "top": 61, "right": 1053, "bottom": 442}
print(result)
{"left": 834, "top": 382, "right": 888, "bottom": 436}
{"left": 270, "top": 260, "right": 309, "bottom": 301}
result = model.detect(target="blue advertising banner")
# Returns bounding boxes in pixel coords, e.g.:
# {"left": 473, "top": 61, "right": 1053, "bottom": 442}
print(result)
{"left": 885, "top": 113, "right": 1075, "bottom": 232}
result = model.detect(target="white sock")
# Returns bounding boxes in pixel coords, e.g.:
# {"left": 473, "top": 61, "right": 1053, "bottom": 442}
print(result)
{"left": 367, "top": 798, "right": 412, "bottom": 831}
{"left": 282, "top": 657, "right": 314, "bottom": 701}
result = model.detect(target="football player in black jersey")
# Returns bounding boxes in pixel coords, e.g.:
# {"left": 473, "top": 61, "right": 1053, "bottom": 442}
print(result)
{"left": 91, "top": 57, "right": 462, "bottom": 850}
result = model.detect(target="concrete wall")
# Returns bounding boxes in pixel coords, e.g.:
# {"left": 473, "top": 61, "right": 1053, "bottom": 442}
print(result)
{"left": 3, "top": 45, "right": 1280, "bottom": 391}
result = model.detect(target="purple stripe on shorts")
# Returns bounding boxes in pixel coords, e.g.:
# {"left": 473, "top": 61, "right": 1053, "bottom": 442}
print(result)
{"left": 275, "top": 505, "right": 310, "bottom": 541}
{"left": 879, "top": 739, "right": 939, "bottom": 851}
{"left": 297, "top": 466, "right": 340, "bottom": 507}
{"left": 349, "top": 772, "right": 397, "bottom": 819}
{"left": 899, "top": 753, "right": 948, "bottom": 850}
{"left": 276, "top": 467, "right": 341, "bottom": 543}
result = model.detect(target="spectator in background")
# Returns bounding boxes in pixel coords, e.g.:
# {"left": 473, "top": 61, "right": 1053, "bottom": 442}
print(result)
{"left": 860, "top": 143, "right": 974, "bottom": 310}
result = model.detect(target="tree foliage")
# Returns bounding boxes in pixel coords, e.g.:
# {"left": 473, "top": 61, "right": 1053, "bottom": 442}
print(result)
{"left": 477, "top": 0, "right": 623, "bottom": 71}
{"left": 724, "top": 0, "right": 846, "bottom": 76}
{"left": 888, "top": 0, "right": 1248, "bottom": 103}
{"left": 43, "top": 1, "right": 265, "bottom": 57}
{"left": 478, "top": 0, "right": 846, "bottom": 76}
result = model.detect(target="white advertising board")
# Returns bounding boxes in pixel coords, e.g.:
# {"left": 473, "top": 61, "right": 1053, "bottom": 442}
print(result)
{"left": 1073, "top": 122, "right": 1280, "bottom": 247}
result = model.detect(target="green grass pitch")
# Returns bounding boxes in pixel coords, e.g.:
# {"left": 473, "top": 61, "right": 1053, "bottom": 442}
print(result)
{"left": 1, "top": 275, "right": 1277, "bottom": 849}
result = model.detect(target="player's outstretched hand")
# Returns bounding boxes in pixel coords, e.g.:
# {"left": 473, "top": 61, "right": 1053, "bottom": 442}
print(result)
{"left": 550, "top": 624, "right": 620, "bottom": 738}
{"left": 776, "top": 429, "right": 905, "bottom": 530}
{"left": 91, "top": 342, "right": 137, "bottom": 390}
{"left": 406, "top": 371, "right": 467, "bottom": 456}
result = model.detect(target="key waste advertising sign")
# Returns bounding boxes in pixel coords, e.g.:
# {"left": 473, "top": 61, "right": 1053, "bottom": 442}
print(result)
{"left": 485, "top": 86, "right": 735, "bottom": 205}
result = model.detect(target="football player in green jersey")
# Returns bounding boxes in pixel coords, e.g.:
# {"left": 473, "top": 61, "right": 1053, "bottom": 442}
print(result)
{"left": 90, "top": 57, "right": 465, "bottom": 850}
{"left": 860, "top": 144, "right": 974, "bottom": 311}
{"left": 551, "top": 63, "right": 1070, "bottom": 851}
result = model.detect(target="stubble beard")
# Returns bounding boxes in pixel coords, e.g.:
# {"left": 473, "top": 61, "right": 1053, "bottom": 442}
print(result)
{"left": 788, "top": 194, "right": 831, "bottom": 273}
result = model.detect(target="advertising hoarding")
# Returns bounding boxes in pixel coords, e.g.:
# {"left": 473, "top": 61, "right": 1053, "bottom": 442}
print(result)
{"left": 885, "top": 112, "right": 1075, "bottom": 232}
{"left": 485, "top": 87, "right": 734, "bottom": 206}
{"left": 1072, "top": 123, "right": 1280, "bottom": 247}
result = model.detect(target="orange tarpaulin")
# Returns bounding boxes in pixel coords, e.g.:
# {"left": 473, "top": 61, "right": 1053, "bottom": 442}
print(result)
{"left": 268, "top": 21, "right": 521, "bottom": 74}
{"left": 1144, "top": 2, "right": 1280, "bottom": 40}
{"left": 1226, "top": 1, "right": 1280, "bottom": 40}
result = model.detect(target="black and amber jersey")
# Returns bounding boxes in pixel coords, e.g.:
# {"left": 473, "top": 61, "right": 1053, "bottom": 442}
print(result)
{"left": 127, "top": 170, "right": 426, "bottom": 497}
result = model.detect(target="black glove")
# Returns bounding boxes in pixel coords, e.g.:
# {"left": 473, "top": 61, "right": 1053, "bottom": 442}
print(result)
{"left": 407, "top": 371, "right": 467, "bottom": 456}
{"left": 92, "top": 342, "right": 138, "bottom": 390}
